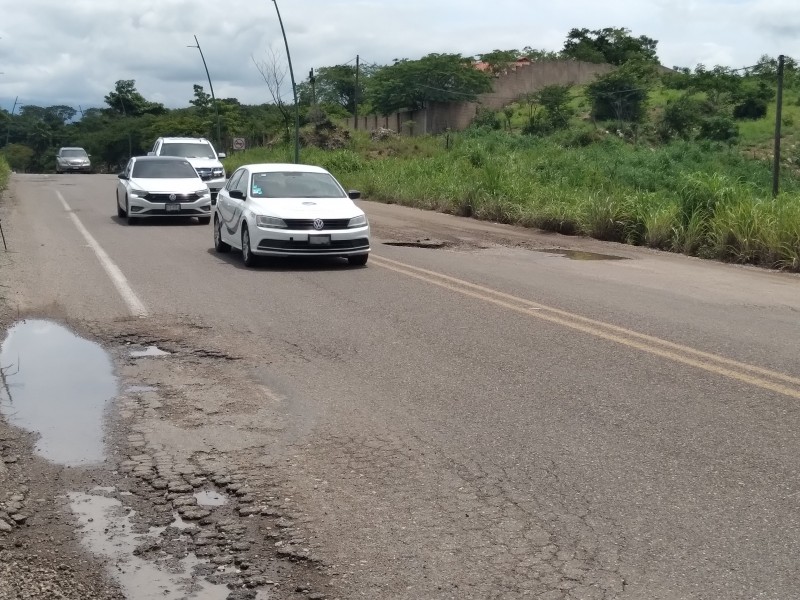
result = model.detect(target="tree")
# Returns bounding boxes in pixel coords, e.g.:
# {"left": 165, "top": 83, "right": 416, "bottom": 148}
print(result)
{"left": 252, "top": 48, "right": 296, "bottom": 141}
{"left": 562, "top": 27, "right": 659, "bottom": 65}
{"left": 658, "top": 95, "right": 706, "bottom": 140}
{"left": 104, "top": 80, "right": 165, "bottom": 116}
{"left": 522, "top": 84, "right": 575, "bottom": 136}
{"left": 521, "top": 47, "right": 561, "bottom": 62}
{"left": 367, "top": 53, "right": 492, "bottom": 115}
{"left": 479, "top": 49, "right": 520, "bottom": 74}
{"left": 586, "top": 61, "right": 656, "bottom": 122}
{"left": 299, "top": 64, "right": 372, "bottom": 114}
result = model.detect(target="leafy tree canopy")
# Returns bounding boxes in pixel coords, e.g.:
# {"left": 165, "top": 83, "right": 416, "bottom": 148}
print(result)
{"left": 562, "top": 27, "right": 658, "bottom": 65}
{"left": 104, "top": 80, "right": 166, "bottom": 117}
{"left": 479, "top": 49, "right": 521, "bottom": 74}
{"left": 367, "top": 53, "right": 492, "bottom": 114}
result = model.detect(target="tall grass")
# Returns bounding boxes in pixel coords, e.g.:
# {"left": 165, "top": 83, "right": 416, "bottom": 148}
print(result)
{"left": 224, "top": 131, "right": 800, "bottom": 270}
{"left": 0, "top": 156, "right": 10, "bottom": 193}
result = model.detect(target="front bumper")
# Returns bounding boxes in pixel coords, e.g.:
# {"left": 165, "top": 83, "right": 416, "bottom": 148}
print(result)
{"left": 59, "top": 163, "right": 91, "bottom": 173}
{"left": 203, "top": 178, "right": 226, "bottom": 203}
{"left": 252, "top": 225, "right": 371, "bottom": 257}
{"left": 128, "top": 197, "right": 212, "bottom": 218}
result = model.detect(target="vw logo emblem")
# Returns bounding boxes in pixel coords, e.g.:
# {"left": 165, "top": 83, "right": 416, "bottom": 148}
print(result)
{"left": 313, "top": 219, "right": 324, "bottom": 230}
{"left": 169, "top": 193, "right": 176, "bottom": 201}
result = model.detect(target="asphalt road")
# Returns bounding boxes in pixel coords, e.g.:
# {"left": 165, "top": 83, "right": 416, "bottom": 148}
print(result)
{"left": 4, "top": 173, "right": 800, "bottom": 599}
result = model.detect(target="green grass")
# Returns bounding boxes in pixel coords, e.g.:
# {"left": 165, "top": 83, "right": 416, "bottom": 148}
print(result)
{"left": 0, "top": 156, "right": 10, "bottom": 194}
{"left": 224, "top": 127, "right": 800, "bottom": 271}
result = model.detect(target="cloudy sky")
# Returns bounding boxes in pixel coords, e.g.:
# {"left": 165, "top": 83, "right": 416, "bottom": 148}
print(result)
{"left": 0, "top": 0, "right": 798, "bottom": 114}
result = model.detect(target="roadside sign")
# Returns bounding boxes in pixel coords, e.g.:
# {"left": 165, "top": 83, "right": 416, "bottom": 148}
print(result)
{"left": 232, "top": 137, "right": 246, "bottom": 151}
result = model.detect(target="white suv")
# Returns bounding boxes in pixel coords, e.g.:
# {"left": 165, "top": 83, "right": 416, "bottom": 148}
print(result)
{"left": 148, "top": 137, "right": 226, "bottom": 202}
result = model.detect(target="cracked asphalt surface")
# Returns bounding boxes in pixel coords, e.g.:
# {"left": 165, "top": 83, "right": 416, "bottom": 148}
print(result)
{"left": 1, "top": 173, "right": 800, "bottom": 599}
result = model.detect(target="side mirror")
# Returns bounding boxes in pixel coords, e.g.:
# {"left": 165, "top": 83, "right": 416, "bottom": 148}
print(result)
{"left": 147, "top": 151, "right": 155, "bottom": 156}
{"left": 217, "top": 152, "right": 226, "bottom": 159}
{"left": 348, "top": 190, "right": 361, "bottom": 200}
{"left": 117, "top": 173, "right": 127, "bottom": 179}
{"left": 229, "top": 190, "right": 245, "bottom": 200}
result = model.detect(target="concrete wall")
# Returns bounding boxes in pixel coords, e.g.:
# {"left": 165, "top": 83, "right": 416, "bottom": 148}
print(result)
{"left": 345, "top": 60, "right": 615, "bottom": 135}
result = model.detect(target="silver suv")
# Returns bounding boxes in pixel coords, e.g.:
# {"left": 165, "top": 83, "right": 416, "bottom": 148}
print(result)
{"left": 148, "top": 137, "right": 226, "bottom": 202}
{"left": 56, "top": 147, "right": 92, "bottom": 173}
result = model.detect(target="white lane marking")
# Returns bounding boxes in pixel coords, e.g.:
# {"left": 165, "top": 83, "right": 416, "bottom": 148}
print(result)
{"left": 56, "top": 191, "right": 148, "bottom": 318}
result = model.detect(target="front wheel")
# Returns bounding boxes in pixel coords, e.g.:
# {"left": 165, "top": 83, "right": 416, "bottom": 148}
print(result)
{"left": 241, "top": 227, "right": 257, "bottom": 267}
{"left": 348, "top": 254, "right": 369, "bottom": 267}
{"left": 214, "top": 217, "right": 231, "bottom": 253}
{"left": 116, "top": 192, "right": 126, "bottom": 218}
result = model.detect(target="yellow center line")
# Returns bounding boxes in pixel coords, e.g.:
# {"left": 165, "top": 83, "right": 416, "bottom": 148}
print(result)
{"left": 371, "top": 255, "right": 800, "bottom": 400}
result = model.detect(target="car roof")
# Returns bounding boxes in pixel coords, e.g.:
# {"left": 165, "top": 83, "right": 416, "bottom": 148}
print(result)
{"left": 59, "top": 147, "right": 86, "bottom": 151}
{"left": 159, "top": 137, "right": 211, "bottom": 143}
{"left": 242, "top": 163, "right": 330, "bottom": 174}
{"left": 131, "top": 155, "right": 192, "bottom": 162}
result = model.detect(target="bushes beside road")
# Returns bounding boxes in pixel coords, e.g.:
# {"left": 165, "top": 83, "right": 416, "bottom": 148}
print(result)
{"left": 0, "top": 156, "right": 10, "bottom": 194}
{"left": 225, "top": 131, "right": 800, "bottom": 271}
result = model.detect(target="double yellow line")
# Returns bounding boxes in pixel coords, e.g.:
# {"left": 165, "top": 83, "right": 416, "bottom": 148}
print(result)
{"left": 371, "top": 255, "right": 800, "bottom": 400}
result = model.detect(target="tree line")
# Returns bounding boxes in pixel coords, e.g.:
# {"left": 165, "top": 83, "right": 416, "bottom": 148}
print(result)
{"left": 0, "top": 27, "right": 796, "bottom": 172}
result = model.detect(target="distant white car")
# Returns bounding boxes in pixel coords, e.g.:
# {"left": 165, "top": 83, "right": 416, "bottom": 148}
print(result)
{"left": 148, "top": 137, "right": 227, "bottom": 202}
{"left": 116, "top": 156, "right": 212, "bottom": 225}
{"left": 213, "top": 163, "right": 370, "bottom": 267}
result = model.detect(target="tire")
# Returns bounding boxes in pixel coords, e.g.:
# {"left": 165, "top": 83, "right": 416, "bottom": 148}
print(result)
{"left": 241, "top": 227, "right": 257, "bottom": 267}
{"left": 126, "top": 198, "right": 138, "bottom": 225}
{"left": 116, "top": 192, "right": 126, "bottom": 218}
{"left": 348, "top": 253, "right": 369, "bottom": 266}
{"left": 214, "top": 217, "right": 231, "bottom": 253}
{"left": 198, "top": 216, "right": 211, "bottom": 225}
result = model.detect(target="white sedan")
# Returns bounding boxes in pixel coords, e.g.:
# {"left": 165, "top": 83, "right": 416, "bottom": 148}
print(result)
{"left": 213, "top": 163, "right": 370, "bottom": 267}
{"left": 116, "top": 156, "right": 213, "bottom": 225}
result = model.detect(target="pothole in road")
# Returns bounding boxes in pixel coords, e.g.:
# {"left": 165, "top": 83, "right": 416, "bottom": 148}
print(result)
{"left": 383, "top": 239, "right": 449, "bottom": 249}
{"left": 0, "top": 319, "right": 117, "bottom": 466}
{"left": 130, "top": 345, "right": 171, "bottom": 358}
{"left": 536, "top": 248, "right": 627, "bottom": 261}
{"left": 68, "top": 491, "right": 229, "bottom": 600}
{"left": 195, "top": 490, "right": 229, "bottom": 507}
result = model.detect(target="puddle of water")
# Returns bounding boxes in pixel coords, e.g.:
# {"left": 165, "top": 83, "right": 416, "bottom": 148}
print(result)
{"left": 194, "top": 490, "right": 228, "bottom": 507}
{"left": 537, "top": 248, "right": 627, "bottom": 261}
{"left": 0, "top": 320, "right": 117, "bottom": 466}
{"left": 130, "top": 346, "right": 170, "bottom": 358}
{"left": 126, "top": 385, "right": 158, "bottom": 393}
{"left": 69, "top": 492, "right": 228, "bottom": 600}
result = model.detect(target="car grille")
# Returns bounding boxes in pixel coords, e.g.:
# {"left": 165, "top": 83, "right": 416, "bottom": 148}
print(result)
{"left": 257, "top": 238, "right": 369, "bottom": 251}
{"left": 283, "top": 219, "right": 352, "bottom": 230}
{"left": 143, "top": 193, "right": 201, "bottom": 203}
{"left": 195, "top": 168, "right": 214, "bottom": 181}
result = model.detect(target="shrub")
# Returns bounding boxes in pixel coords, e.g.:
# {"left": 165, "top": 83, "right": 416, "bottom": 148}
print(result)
{"left": 698, "top": 116, "right": 739, "bottom": 144}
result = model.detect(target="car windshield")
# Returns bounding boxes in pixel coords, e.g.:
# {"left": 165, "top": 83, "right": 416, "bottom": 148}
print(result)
{"left": 61, "top": 149, "right": 87, "bottom": 157}
{"left": 160, "top": 142, "right": 216, "bottom": 159}
{"left": 250, "top": 172, "right": 347, "bottom": 199}
{"left": 132, "top": 159, "right": 199, "bottom": 179}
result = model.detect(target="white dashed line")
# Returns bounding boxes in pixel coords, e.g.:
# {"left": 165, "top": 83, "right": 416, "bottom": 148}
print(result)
{"left": 56, "top": 190, "right": 148, "bottom": 318}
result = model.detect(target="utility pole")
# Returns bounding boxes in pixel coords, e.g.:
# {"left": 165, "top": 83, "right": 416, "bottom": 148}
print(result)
{"left": 354, "top": 55, "right": 360, "bottom": 130}
{"left": 271, "top": 0, "right": 300, "bottom": 164}
{"left": 189, "top": 35, "right": 222, "bottom": 151}
{"left": 119, "top": 94, "right": 133, "bottom": 159}
{"left": 772, "top": 54, "right": 785, "bottom": 198}
{"left": 309, "top": 68, "right": 316, "bottom": 106}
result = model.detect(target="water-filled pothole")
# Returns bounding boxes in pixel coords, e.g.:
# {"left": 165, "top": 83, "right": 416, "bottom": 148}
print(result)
{"left": 69, "top": 492, "right": 228, "bottom": 599}
{"left": 383, "top": 239, "right": 448, "bottom": 249}
{"left": 194, "top": 490, "right": 228, "bottom": 507}
{"left": 130, "top": 346, "right": 170, "bottom": 358}
{"left": 0, "top": 320, "right": 117, "bottom": 466}
{"left": 537, "top": 248, "right": 627, "bottom": 261}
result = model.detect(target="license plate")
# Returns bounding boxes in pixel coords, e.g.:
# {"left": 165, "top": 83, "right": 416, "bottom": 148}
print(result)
{"left": 308, "top": 235, "right": 331, "bottom": 246}
{"left": 165, "top": 204, "right": 180, "bottom": 212}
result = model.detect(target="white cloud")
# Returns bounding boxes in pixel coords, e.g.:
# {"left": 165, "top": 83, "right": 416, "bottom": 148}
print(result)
{"left": 0, "top": 0, "right": 797, "bottom": 112}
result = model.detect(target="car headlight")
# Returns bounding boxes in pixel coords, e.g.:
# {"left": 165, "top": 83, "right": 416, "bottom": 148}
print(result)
{"left": 348, "top": 214, "right": 368, "bottom": 228}
{"left": 130, "top": 188, "right": 149, "bottom": 198}
{"left": 255, "top": 215, "right": 287, "bottom": 228}
{"left": 212, "top": 168, "right": 225, "bottom": 178}
{"left": 195, "top": 188, "right": 210, "bottom": 196}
